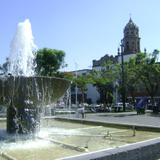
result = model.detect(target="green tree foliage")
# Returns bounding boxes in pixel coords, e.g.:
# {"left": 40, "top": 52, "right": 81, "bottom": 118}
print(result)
{"left": 73, "top": 75, "right": 91, "bottom": 103}
{"left": 0, "top": 58, "right": 10, "bottom": 74}
{"left": 63, "top": 72, "right": 74, "bottom": 80}
{"left": 90, "top": 60, "right": 119, "bottom": 106}
{"left": 35, "top": 48, "right": 65, "bottom": 76}
{"left": 137, "top": 51, "right": 160, "bottom": 106}
{"left": 63, "top": 71, "right": 91, "bottom": 104}
{"left": 123, "top": 58, "right": 140, "bottom": 105}
{"left": 126, "top": 50, "right": 160, "bottom": 109}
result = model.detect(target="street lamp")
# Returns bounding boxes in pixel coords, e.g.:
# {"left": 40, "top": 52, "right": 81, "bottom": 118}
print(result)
{"left": 120, "top": 41, "right": 126, "bottom": 112}
{"left": 75, "top": 63, "right": 78, "bottom": 107}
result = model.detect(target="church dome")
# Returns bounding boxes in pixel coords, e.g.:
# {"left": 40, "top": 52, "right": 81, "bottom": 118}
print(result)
{"left": 123, "top": 18, "right": 139, "bottom": 37}
{"left": 122, "top": 18, "right": 140, "bottom": 54}
{"left": 124, "top": 18, "right": 138, "bottom": 30}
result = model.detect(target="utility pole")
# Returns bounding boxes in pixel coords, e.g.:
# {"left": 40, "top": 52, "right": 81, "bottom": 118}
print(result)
{"left": 120, "top": 41, "right": 126, "bottom": 112}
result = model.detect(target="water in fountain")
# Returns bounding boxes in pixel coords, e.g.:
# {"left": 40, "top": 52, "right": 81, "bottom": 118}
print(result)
{"left": 0, "top": 19, "right": 70, "bottom": 135}
{"left": 8, "top": 19, "right": 37, "bottom": 76}
{"left": 6, "top": 19, "right": 38, "bottom": 134}
{"left": 52, "top": 86, "right": 73, "bottom": 116}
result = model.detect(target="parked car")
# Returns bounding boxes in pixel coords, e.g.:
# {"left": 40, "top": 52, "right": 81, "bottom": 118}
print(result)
{"left": 113, "top": 102, "right": 133, "bottom": 112}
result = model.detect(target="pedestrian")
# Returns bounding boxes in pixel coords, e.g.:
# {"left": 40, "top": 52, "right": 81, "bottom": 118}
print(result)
{"left": 81, "top": 106, "right": 85, "bottom": 118}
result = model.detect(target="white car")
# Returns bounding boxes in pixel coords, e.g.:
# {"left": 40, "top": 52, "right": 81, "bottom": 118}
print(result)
{"left": 114, "top": 102, "right": 133, "bottom": 111}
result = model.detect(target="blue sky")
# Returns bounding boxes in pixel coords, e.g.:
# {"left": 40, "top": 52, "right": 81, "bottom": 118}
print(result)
{"left": 0, "top": 0, "right": 160, "bottom": 71}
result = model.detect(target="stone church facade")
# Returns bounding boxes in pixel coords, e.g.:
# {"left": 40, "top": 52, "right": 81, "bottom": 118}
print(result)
{"left": 93, "top": 18, "right": 141, "bottom": 69}
{"left": 71, "top": 18, "right": 143, "bottom": 105}
{"left": 118, "top": 18, "right": 141, "bottom": 62}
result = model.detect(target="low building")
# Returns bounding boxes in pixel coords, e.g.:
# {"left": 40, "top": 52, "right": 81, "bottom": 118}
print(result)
{"left": 71, "top": 69, "right": 100, "bottom": 104}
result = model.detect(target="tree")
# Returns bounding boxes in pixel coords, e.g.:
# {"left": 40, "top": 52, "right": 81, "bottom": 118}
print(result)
{"left": 62, "top": 71, "right": 91, "bottom": 104}
{"left": 138, "top": 51, "right": 160, "bottom": 108}
{"left": 73, "top": 75, "right": 91, "bottom": 104}
{"left": 124, "top": 58, "right": 140, "bottom": 106}
{"left": 0, "top": 58, "right": 10, "bottom": 74}
{"left": 90, "top": 60, "right": 119, "bottom": 107}
{"left": 126, "top": 51, "right": 160, "bottom": 112}
{"left": 35, "top": 48, "right": 65, "bottom": 76}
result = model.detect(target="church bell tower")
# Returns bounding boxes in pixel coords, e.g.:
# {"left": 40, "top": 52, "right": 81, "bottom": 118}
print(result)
{"left": 121, "top": 18, "right": 140, "bottom": 55}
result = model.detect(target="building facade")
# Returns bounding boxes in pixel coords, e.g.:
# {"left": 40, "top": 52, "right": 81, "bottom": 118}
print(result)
{"left": 71, "top": 18, "right": 142, "bottom": 105}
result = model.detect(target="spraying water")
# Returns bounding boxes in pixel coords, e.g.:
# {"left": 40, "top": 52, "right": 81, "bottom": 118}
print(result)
{"left": 8, "top": 19, "right": 37, "bottom": 76}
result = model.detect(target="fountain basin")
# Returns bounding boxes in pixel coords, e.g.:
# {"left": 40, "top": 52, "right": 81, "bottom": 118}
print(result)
{"left": 0, "top": 118, "right": 160, "bottom": 160}
{"left": 0, "top": 76, "right": 70, "bottom": 106}
{"left": 0, "top": 76, "right": 70, "bottom": 134}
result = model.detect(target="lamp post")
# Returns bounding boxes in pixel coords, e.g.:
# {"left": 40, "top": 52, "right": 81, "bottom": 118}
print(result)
{"left": 75, "top": 63, "right": 78, "bottom": 107}
{"left": 120, "top": 41, "right": 126, "bottom": 112}
{"left": 115, "top": 81, "right": 119, "bottom": 104}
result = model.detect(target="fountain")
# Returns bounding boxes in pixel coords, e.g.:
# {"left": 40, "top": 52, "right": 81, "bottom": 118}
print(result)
{"left": 0, "top": 19, "right": 70, "bottom": 134}
{"left": 0, "top": 19, "right": 160, "bottom": 160}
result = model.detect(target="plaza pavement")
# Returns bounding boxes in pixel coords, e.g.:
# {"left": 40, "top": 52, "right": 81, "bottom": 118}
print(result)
{"left": 56, "top": 111, "right": 160, "bottom": 160}
{"left": 57, "top": 111, "right": 160, "bottom": 128}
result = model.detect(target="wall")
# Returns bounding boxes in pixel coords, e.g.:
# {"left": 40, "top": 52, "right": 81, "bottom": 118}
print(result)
{"left": 62, "top": 138, "right": 160, "bottom": 160}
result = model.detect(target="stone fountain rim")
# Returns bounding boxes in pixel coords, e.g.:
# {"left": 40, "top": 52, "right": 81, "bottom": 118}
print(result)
{"left": 0, "top": 75, "right": 70, "bottom": 82}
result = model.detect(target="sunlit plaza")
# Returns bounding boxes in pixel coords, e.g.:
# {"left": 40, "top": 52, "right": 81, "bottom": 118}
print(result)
{"left": 0, "top": 1, "right": 160, "bottom": 160}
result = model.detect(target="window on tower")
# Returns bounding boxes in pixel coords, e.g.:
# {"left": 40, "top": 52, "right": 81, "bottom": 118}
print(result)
{"left": 126, "top": 42, "right": 129, "bottom": 50}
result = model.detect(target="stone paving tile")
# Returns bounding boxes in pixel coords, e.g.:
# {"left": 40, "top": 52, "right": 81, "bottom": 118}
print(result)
{"left": 58, "top": 111, "right": 160, "bottom": 128}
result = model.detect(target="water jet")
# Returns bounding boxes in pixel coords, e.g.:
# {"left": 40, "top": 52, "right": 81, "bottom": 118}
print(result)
{"left": 0, "top": 19, "right": 70, "bottom": 134}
